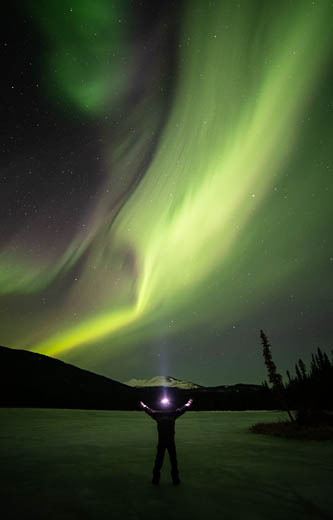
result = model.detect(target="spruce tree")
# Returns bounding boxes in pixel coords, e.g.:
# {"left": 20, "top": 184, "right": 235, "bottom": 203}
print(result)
{"left": 260, "top": 330, "right": 294, "bottom": 422}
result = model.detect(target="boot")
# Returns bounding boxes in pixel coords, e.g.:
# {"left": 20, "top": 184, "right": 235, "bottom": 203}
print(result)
{"left": 171, "top": 472, "right": 180, "bottom": 485}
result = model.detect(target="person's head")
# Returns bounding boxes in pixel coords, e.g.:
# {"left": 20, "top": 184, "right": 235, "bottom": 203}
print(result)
{"left": 160, "top": 397, "right": 171, "bottom": 409}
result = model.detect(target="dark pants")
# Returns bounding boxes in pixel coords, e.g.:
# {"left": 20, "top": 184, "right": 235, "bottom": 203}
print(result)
{"left": 153, "top": 439, "right": 179, "bottom": 480}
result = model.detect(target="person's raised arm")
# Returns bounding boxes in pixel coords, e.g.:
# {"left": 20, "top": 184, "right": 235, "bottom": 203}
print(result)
{"left": 139, "top": 401, "right": 157, "bottom": 417}
{"left": 175, "top": 398, "right": 193, "bottom": 418}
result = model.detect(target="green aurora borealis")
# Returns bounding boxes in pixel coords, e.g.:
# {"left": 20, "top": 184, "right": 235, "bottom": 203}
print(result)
{"left": 1, "top": 0, "right": 332, "bottom": 384}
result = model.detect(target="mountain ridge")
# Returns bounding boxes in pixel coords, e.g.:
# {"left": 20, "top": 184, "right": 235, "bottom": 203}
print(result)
{"left": 0, "top": 345, "right": 272, "bottom": 410}
{"left": 0, "top": 344, "right": 135, "bottom": 409}
{"left": 124, "top": 375, "right": 204, "bottom": 389}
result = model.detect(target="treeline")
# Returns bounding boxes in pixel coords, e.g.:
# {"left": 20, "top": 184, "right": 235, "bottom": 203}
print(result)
{"left": 260, "top": 331, "right": 333, "bottom": 424}
{"left": 286, "top": 347, "right": 333, "bottom": 412}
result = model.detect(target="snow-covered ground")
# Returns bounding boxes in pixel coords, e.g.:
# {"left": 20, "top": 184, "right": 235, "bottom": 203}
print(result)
{"left": 1, "top": 408, "right": 332, "bottom": 520}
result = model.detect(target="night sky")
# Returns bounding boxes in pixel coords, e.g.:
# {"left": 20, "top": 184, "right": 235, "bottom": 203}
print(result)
{"left": 1, "top": 0, "right": 332, "bottom": 386}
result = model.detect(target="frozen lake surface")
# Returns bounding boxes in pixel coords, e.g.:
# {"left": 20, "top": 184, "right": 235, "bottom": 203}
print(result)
{"left": 1, "top": 408, "right": 332, "bottom": 520}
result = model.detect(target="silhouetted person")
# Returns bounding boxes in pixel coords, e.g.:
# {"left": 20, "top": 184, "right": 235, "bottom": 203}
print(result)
{"left": 140, "top": 398, "right": 193, "bottom": 485}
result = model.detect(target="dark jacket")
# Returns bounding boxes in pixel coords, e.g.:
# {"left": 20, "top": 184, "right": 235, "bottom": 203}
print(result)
{"left": 143, "top": 404, "right": 188, "bottom": 442}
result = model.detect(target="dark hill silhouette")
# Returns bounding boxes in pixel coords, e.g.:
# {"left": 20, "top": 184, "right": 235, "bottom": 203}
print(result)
{"left": 0, "top": 345, "right": 136, "bottom": 409}
{"left": 0, "top": 345, "right": 274, "bottom": 410}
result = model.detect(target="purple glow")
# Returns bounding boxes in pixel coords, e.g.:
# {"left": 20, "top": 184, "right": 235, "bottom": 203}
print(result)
{"left": 161, "top": 397, "right": 170, "bottom": 406}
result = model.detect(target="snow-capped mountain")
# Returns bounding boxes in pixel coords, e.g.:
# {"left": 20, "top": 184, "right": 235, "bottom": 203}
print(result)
{"left": 124, "top": 375, "right": 203, "bottom": 389}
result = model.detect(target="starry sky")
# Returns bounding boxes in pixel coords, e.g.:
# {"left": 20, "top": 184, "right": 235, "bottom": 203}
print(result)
{"left": 1, "top": 0, "right": 332, "bottom": 386}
